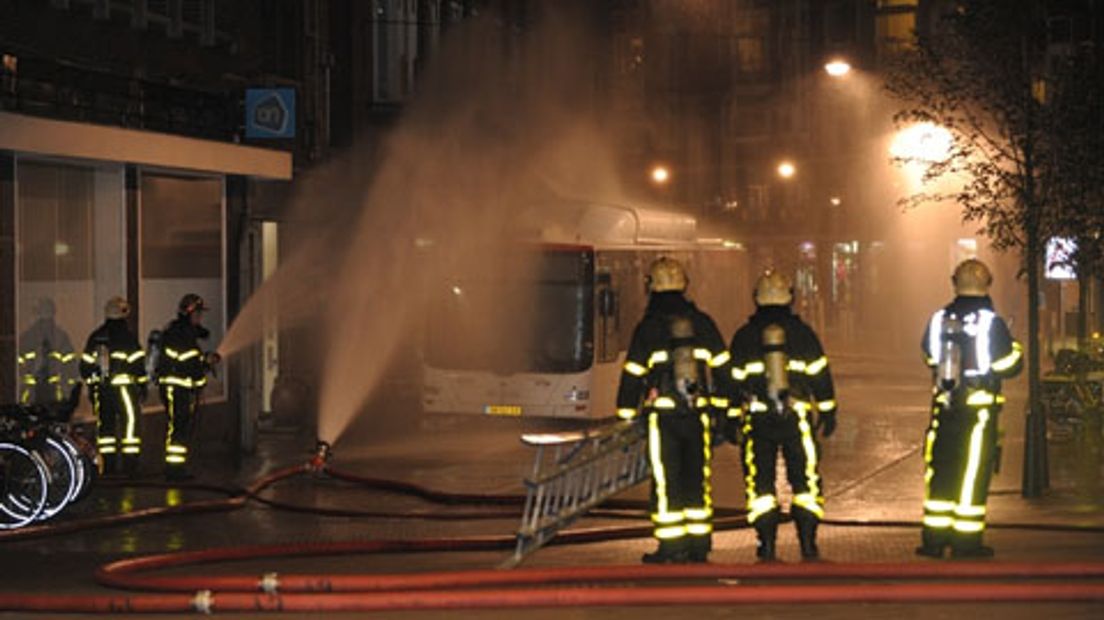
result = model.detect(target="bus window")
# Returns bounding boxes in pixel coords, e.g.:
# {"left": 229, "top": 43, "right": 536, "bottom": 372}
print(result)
{"left": 596, "top": 272, "right": 619, "bottom": 363}
{"left": 424, "top": 248, "right": 595, "bottom": 374}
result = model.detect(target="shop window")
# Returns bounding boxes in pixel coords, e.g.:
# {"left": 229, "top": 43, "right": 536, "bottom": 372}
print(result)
{"left": 16, "top": 159, "right": 125, "bottom": 413}
{"left": 139, "top": 172, "right": 225, "bottom": 400}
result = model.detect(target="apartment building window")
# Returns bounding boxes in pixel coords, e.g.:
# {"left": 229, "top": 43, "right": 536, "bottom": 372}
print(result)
{"left": 748, "top": 184, "right": 769, "bottom": 221}
{"left": 733, "top": 7, "right": 768, "bottom": 76}
{"left": 876, "top": 0, "right": 917, "bottom": 55}
{"left": 616, "top": 35, "right": 645, "bottom": 76}
{"left": 735, "top": 37, "right": 765, "bottom": 75}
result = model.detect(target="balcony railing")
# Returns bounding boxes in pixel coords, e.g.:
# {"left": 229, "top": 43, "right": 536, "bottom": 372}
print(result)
{"left": 0, "top": 54, "right": 240, "bottom": 142}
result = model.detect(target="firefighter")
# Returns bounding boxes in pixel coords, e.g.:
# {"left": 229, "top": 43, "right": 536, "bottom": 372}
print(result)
{"left": 79, "top": 297, "right": 147, "bottom": 476}
{"left": 616, "top": 257, "right": 733, "bottom": 564}
{"left": 726, "top": 270, "right": 837, "bottom": 561}
{"left": 918, "top": 258, "right": 1022, "bottom": 558}
{"left": 18, "top": 297, "right": 78, "bottom": 407}
{"left": 158, "top": 293, "right": 220, "bottom": 480}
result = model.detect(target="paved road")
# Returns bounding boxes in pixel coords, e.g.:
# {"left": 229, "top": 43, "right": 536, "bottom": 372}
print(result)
{"left": 2, "top": 351, "right": 1103, "bottom": 618}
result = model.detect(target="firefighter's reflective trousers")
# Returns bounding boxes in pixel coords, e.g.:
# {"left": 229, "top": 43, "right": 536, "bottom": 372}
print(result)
{"left": 740, "top": 400, "right": 824, "bottom": 524}
{"left": 923, "top": 389, "right": 1001, "bottom": 543}
{"left": 90, "top": 380, "right": 142, "bottom": 467}
{"left": 646, "top": 406, "right": 714, "bottom": 543}
{"left": 161, "top": 384, "right": 200, "bottom": 471}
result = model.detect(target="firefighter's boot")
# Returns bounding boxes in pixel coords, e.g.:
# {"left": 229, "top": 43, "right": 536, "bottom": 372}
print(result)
{"left": 642, "top": 538, "right": 687, "bottom": 564}
{"left": 754, "top": 510, "right": 779, "bottom": 562}
{"left": 164, "top": 463, "right": 194, "bottom": 482}
{"left": 793, "top": 506, "right": 820, "bottom": 561}
{"left": 951, "top": 532, "right": 994, "bottom": 559}
{"left": 122, "top": 454, "right": 141, "bottom": 479}
{"left": 100, "top": 451, "right": 120, "bottom": 477}
{"left": 686, "top": 534, "right": 711, "bottom": 563}
{"left": 915, "top": 527, "right": 950, "bottom": 559}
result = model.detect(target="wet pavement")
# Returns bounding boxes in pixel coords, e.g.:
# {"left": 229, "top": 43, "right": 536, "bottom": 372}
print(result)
{"left": 2, "top": 351, "right": 1103, "bottom": 618}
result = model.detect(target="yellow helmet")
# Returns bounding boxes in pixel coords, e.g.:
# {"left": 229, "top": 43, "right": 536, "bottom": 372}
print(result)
{"left": 755, "top": 269, "right": 793, "bottom": 306}
{"left": 952, "top": 259, "right": 992, "bottom": 296}
{"left": 648, "top": 257, "right": 688, "bottom": 293}
{"left": 104, "top": 296, "right": 131, "bottom": 320}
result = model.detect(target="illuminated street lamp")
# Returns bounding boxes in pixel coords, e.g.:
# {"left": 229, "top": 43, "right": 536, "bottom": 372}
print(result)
{"left": 777, "top": 161, "right": 796, "bottom": 179}
{"left": 650, "top": 165, "right": 670, "bottom": 185}
{"left": 890, "top": 122, "right": 953, "bottom": 163}
{"left": 824, "top": 58, "right": 852, "bottom": 78}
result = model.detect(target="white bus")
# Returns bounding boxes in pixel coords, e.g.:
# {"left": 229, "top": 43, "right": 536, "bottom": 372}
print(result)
{"left": 420, "top": 201, "right": 751, "bottom": 421}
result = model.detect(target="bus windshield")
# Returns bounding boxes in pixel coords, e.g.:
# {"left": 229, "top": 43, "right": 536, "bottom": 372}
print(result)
{"left": 424, "top": 248, "right": 594, "bottom": 374}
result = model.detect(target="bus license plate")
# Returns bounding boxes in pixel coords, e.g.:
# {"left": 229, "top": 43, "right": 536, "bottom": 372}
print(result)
{"left": 484, "top": 405, "right": 522, "bottom": 416}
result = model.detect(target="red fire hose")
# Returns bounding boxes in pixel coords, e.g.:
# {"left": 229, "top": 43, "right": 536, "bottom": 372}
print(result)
{"left": 6, "top": 582, "right": 1104, "bottom": 614}
{"left": 1, "top": 459, "right": 1103, "bottom": 613}
{"left": 0, "top": 464, "right": 306, "bottom": 542}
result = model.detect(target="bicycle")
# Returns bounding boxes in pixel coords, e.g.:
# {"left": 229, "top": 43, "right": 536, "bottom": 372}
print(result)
{"left": 0, "top": 416, "right": 50, "bottom": 529}
{"left": 1042, "top": 347, "right": 1104, "bottom": 442}
{"left": 0, "top": 389, "right": 94, "bottom": 529}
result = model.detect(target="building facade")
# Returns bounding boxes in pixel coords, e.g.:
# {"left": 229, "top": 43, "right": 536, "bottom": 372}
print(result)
{"left": 0, "top": 0, "right": 296, "bottom": 462}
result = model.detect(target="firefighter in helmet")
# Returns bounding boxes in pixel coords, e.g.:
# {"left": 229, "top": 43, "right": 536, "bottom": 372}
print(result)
{"left": 918, "top": 259, "right": 1022, "bottom": 558}
{"left": 726, "top": 269, "right": 837, "bottom": 561}
{"left": 79, "top": 297, "right": 147, "bottom": 476}
{"left": 616, "top": 257, "right": 733, "bottom": 563}
{"left": 158, "top": 293, "right": 221, "bottom": 480}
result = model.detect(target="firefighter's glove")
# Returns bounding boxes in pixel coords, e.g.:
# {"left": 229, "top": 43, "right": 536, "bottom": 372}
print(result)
{"left": 815, "top": 411, "right": 837, "bottom": 438}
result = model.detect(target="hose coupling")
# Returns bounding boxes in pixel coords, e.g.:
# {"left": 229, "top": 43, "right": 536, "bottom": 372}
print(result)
{"left": 308, "top": 439, "right": 332, "bottom": 472}
{"left": 192, "top": 589, "right": 214, "bottom": 614}
{"left": 259, "top": 572, "right": 280, "bottom": 594}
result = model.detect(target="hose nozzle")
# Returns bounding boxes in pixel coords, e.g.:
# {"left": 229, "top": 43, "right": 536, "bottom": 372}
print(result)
{"left": 308, "top": 440, "right": 332, "bottom": 472}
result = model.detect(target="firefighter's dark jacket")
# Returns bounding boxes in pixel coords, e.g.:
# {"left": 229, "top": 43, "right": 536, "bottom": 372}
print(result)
{"left": 616, "top": 292, "right": 733, "bottom": 419}
{"left": 921, "top": 295, "right": 1023, "bottom": 390}
{"left": 79, "top": 319, "right": 146, "bottom": 386}
{"left": 158, "top": 316, "right": 211, "bottom": 389}
{"left": 726, "top": 304, "right": 836, "bottom": 416}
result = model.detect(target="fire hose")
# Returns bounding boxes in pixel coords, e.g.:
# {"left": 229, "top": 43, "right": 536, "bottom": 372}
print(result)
{"left": 0, "top": 447, "right": 1103, "bottom": 612}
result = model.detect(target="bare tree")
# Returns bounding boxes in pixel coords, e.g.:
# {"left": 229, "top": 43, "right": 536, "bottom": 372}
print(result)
{"left": 884, "top": 0, "right": 1055, "bottom": 496}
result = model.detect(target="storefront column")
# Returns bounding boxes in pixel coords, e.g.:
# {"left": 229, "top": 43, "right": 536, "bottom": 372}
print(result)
{"left": 125, "top": 164, "right": 140, "bottom": 333}
{"left": 226, "top": 174, "right": 248, "bottom": 456}
{"left": 0, "top": 152, "right": 14, "bottom": 400}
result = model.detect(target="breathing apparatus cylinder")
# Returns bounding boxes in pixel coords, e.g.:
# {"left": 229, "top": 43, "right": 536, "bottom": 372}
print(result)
{"left": 763, "top": 324, "right": 789, "bottom": 411}
{"left": 937, "top": 314, "right": 963, "bottom": 392}
{"left": 96, "top": 343, "right": 110, "bottom": 382}
{"left": 670, "top": 316, "right": 700, "bottom": 407}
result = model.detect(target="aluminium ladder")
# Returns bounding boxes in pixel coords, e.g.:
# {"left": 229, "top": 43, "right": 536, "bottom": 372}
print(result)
{"left": 503, "top": 421, "right": 650, "bottom": 568}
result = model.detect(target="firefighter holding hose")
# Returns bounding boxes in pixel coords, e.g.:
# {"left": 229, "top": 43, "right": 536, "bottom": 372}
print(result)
{"left": 726, "top": 269, "right": 837, "bottom": 561}
{"left": 918, "top": 259, "right": 1022, "bottom": 558}
{"left": 616, "top": 257, "right": 733, "bottom": 564}
{"left": 156, "top": 294, "right": 221, "bottom": 481}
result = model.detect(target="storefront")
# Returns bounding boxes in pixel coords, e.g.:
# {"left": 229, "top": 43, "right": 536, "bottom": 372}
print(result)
{"left": 1, "top": 110, "right": 291, "bottom": 460}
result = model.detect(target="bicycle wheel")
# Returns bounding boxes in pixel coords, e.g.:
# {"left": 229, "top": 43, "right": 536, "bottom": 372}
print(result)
{"left": 0, "top": 442, "right": 49, "bottom": 529}
{"left": 63, "top": 431, "right": 97, "bottom": 502}
{"left": 56, "top": 433, "right": 90, "bottom": 504}
{"left": 35, "top": 435, "right": 78, "bottom": 520}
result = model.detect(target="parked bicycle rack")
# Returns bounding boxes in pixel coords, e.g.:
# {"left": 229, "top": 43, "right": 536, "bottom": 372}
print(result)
{"left": 0, "top": 403, "right": 95, "bottom": 529}
{"left": 503, "top": 421, "right": 650, "bottom": 568}
{"left": 1041, "top": 346, "right": 1104, "bottom": 440}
